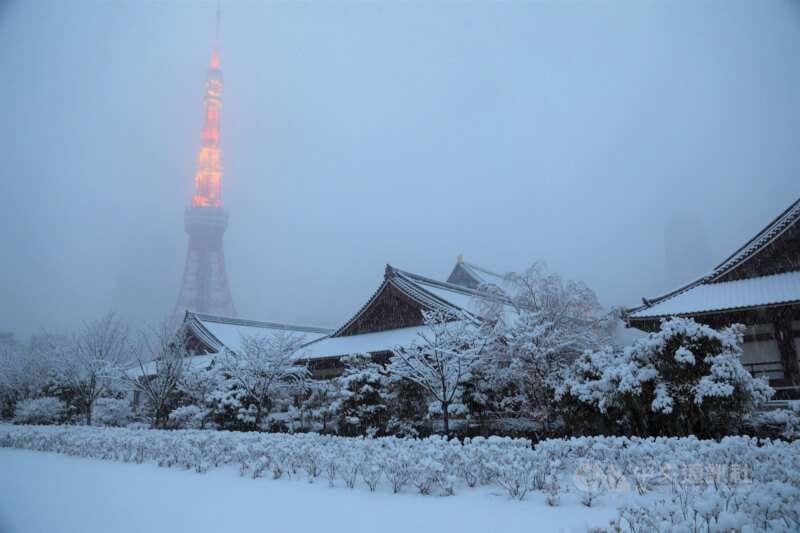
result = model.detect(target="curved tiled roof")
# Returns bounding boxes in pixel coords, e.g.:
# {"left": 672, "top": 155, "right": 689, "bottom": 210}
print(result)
{"left": 627, "top": 270, "right": 800, "bottom": 319}
{"left": 626, "top": 197, "right": 800, "bottom": 319}
{"left": 330, "top": 264, "right": 503, "bottom": 338}
{"left": 184, "top": 311, "right": 334, "bottom": 353}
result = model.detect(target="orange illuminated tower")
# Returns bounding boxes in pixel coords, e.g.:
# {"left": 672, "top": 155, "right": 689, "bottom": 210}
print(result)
{"left": 175, "top": 10, "right": 236, "bottom": 317}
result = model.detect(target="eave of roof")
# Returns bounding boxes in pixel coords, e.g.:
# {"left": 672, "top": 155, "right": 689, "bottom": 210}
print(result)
{"left": 184, "top": 311, "right": 335, "bottom": 354}
{"left": 627, "top": 270, "right": 800, "bottom": 320}
{"left": 184, "top": 311, "right": 224, "bottom": 353}
{"left": 297, "top": 325, "right": 425, "bottom": 361}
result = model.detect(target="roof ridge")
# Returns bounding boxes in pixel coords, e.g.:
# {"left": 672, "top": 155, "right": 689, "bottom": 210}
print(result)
{"left": 705, "top": 197, "right": 800, "bottom": 282}
{"left": 392, "top": 267, "right": 488, "bottom": 298}
{"left": 461, "top": 261, "right": 506, "bottom": 280}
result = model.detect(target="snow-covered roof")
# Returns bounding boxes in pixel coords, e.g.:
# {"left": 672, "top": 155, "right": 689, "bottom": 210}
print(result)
{"left": 390, "top": 267, "right": 490, "bottom": 315}
{"left": 627, "top": 197, "right": 800, "bottom": 322}
{"left": 446, "top": 259, "right": 508, "bottom": 290}
{"left": 459, "top": 261, "right": 507, "bottom": 287}
{"left": 331, "top": 265, "right": 503, "bottom": 337}
{"left": 296, "top": 326, "right": 425, "bottom": 361}
{"left": 705, "top": 197, "right": 800, "bottom": 284}
{"left": 186, "top": 312, "right": 334, "bottom": 354}
{"left": 627, "top": 270, "right": 800, "bottom": 319}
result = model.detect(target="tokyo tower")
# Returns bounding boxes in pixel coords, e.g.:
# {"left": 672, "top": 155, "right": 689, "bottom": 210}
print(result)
{"left": 175, "top": 10, "right": 236, "bottom": 317}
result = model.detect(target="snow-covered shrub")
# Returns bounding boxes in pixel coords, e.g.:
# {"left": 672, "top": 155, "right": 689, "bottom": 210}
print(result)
{"left": 408, "top": 456, "right": 438, "bottom": 495}
{"left": 558, "top": 317, "right": 774, "bottom": 438}
{"left": 12, "top": 397, "right": 66, "bottom": 425}
{"left": 383, "top": 447, "right": 411, "bottom": 493}
{"left": 752, "top": 401, "right": 800, "bottom": 441}
{"left": 361, "top": 462, "right": 383, "bottom": 491}
{"left": 1, "top": 423, "right": 798, "bottom": 525}
{"left": 616, "top": 481, "right": 800, "bottom": 532}
{"left": 168, "top": 405, "right": 208, "bottom": 429}
{"left": 340, "top": 454, "right": 360, "bottom": 489}
{"left": 92, "top": 397, "right": 133, "bottom": 427}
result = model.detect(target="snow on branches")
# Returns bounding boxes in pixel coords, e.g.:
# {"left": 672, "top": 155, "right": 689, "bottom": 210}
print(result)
{"left": 60, "top": 312, "right": 133, "bottom": 426}
{"left": 475, "top": 261, "right": 617, "bottom": 435}
{"left": 216, "top": 331, "right": 309, "bottom": 428}
{"left": 558, "top": 317, "right": 774, "bottom": 437}
{"left": 119, "top": 320, "right": 192, "bottom": 429}
{"left": 390, "top": 310, "right": 483, "bottom": 434}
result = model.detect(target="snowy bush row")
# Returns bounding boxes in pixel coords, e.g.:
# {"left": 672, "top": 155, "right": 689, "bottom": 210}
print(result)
{"left": 612, "top": 481, "right": 800, "bottom": 533}
{"left": 3, "top": 425, "right": 799, "bottom": 530}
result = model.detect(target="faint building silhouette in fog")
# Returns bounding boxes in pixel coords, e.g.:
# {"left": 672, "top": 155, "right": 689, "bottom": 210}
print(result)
{"left": 665, "top": 211, "right": 712, "bottom": 289}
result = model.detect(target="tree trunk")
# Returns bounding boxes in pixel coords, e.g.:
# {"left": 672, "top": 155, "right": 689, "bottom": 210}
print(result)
{"left": 86, "top": 403, "right": 92, "bottom": 426}
{"left": 255, "top": 403, "right": 263, "bottom": 428}
{"left": 155, "top": 406, "right": 169, "bottom": 429}
{"left": 442, "top": 401, "right": 449, "bottom": 435}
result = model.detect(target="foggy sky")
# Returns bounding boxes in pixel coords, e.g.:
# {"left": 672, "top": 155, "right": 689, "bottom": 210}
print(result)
{"left": 2, "top": 1, "right": 800, "bottom": 338}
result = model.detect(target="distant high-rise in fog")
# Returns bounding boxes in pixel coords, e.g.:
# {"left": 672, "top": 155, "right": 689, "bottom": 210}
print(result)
{"left": 664, "top": 212, "right": 713, "bottom": 289}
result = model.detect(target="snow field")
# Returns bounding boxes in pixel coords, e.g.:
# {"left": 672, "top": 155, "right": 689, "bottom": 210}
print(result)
{"left": 1, "top": 424, "right": 799, "bottom": 531}
{"left": 0, "top": 447, "right": 617, "bottom": 533}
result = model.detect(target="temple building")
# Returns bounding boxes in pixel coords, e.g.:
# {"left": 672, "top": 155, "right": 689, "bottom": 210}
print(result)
{"left": 299, "top": 262, "right": 506, "bottom": 378}
{"left": 183, "top": 259, "right": 507, "bottom": 378}
{"left": 625, "top": 198, "right": 800, "bottom": 398}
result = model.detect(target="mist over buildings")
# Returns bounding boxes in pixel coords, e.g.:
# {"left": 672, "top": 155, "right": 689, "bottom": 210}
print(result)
{"left": 1, "top": 1, "right": 799, "bottom": 338}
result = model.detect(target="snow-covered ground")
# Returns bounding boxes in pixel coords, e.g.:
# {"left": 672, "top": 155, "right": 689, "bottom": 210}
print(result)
{"left": 2, "top": 424, "right": 798, "bottom": 532}
{"left": 0, "top": 448, "right": 616, "bottom": 533}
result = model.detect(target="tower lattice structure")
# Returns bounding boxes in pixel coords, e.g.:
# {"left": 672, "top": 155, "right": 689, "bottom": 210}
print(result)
{"left": 175, "top": 13, "right": 237, "bottom": 317}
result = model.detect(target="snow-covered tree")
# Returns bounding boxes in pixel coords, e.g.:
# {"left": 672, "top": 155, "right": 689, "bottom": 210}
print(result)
{"left": 385, "top": 376, "right": 430, "bottom": 437}
{"left": 173, "top": 362, "right": 218, "bottom": 429}
{"left": 557, "top": 317, "right": 774, "bottom": 437}
{"left": 481, "top": 262, "right": 617, "bottom": 435}
{"left": 300, "top": 379, "right": 339, "bottom": 433}
{"left": 0, "top": 332, "right": 62, "bottom": 418}
{"left": 389, "top": 310, "right": 483, "bottom": 435}
{"left": 120, "top": 320, "right": 191, "bottom": 429}
{"left": 459, "top": 365, "right": 499, "bottom": 436}
{"left": 332, "top": 353, "right": 390, "bottom": 436}
{"left": 216, "top": 331, "right": 308, "bottom": 428}
{"left": 58, "top": 312, "right": 132, "bottom": 425}
{"left": 477, "top": 262, "right": 616, "bottom": 436}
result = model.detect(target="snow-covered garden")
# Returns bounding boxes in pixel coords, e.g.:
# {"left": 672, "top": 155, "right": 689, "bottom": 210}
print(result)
{"left": 1, "top": 423, "right": 799, "bottom": 532}
{"left": 3, "top": 264, "right": 800, "bottom": 531}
